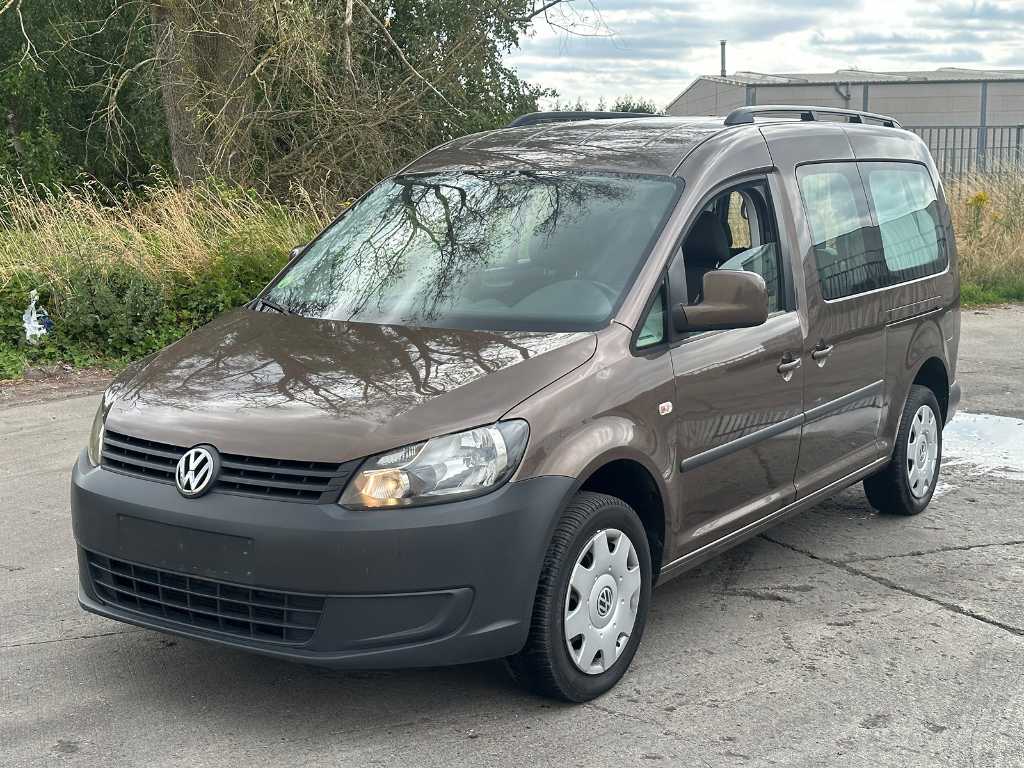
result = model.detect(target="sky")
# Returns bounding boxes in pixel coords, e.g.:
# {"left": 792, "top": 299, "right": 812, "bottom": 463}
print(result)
{"left": 506, "top": 0, "right": 1024, "bottom": 109}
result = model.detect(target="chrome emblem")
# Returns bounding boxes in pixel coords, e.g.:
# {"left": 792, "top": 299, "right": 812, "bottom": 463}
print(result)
{"left": 596, "top": 585, "right": 614, "bottom": 617}
{"left": 175, "top": 446, "right": 218, "bottom": 498}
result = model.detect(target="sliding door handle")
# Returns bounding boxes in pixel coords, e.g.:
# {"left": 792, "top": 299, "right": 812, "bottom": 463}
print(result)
{"left": 777, "top": 356, "right": 802, "bottom": 381}
{"left": 811, "top": 343, "right": 835, "bottom": 366}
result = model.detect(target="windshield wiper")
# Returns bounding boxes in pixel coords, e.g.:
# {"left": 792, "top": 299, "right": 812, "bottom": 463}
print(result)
{"left": 254, "top": 296, "right": 297, "bottom": 316}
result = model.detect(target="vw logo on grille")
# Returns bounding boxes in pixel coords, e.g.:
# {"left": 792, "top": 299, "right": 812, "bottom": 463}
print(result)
{"left": 596, "top": 585, "right": 614, "bottom": 617}
{"left": 175, "top": 445, "right": 219, "bottom": 498}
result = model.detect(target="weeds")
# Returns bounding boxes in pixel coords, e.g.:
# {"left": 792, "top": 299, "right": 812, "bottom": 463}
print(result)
{"left": 1, "top": 172, "right": 1022, "bottom": 380}
{"left": 946, "top": 172, "right": 1024, "bottom": 306}
{"left": 0, "top": 179, "right": 336, "bottom": 378}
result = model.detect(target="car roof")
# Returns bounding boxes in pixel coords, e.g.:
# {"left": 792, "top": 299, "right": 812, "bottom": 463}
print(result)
{"left": 404, "top": 116, "right": 728, "bottom": 177}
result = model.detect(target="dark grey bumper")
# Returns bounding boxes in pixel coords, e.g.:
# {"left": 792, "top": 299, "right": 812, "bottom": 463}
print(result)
{"left": 71, "top": 451, "right": 573, "bottom": 667}
{"left": 947, "top": 380, "right": 962, "bottom": 424}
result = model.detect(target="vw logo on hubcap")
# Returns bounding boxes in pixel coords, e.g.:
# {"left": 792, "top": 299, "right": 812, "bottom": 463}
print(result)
{"left": 596, "top": 585, "right": 614, "bottom": 617}
{"left": 175, "top": 445, "right": 219, "bottom": 498}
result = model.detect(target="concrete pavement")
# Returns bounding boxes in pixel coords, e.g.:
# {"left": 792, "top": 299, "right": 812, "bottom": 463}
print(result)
{"left": 2, "top": 307, "right": 1022, "bottom": 767}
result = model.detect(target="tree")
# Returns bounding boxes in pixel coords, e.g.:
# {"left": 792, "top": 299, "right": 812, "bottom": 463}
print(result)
{"left": 549, "top": 95, "right": 659, "bottom": 115}
{"left": 0, "top": 1, "right": 169, "bottom": 189}
{"left": 611, "top": 95, "right": 658, "bottom": 114}
{"left": 4, "top": 1, "right": 601, "bottom": 196}
{"left": 68, "top": 0, "right": 592, "bottom": 195}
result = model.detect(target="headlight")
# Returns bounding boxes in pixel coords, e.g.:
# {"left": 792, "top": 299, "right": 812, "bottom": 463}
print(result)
{"left": 340, "top": 421, "right": 529, "bottom": 509}
{"left": 87, "top": 399, "right": 106, "bottom": 467}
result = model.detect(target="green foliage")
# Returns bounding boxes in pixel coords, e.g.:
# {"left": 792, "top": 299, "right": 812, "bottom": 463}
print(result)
{"left": 0, "top": 249, "right": 289, "bottom": 378}
{"left": 0, "top": 180, "right": 314, "bottom": 379}
{"left": 960, "top": 280, "right": 1024, "bottom": 307}
{"left": 0, "top": 1, "right": 170, "bottom": 190}
{"left": 549, "top": 95, "right": 661, "bottom": 114}
{"left": 611, "top": 95, "right": 659, "bottom": 114}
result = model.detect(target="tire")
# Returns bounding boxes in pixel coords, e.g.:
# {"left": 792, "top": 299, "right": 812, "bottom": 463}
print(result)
{"left": 863, "top": 385, "right": 943, "bottom": 516}
{"left": 506, "top": 491, "right": 652, "bottom": 702}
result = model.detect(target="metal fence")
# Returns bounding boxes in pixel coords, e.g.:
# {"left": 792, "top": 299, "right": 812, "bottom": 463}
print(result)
{"left": 907, "top": 124, "right": 1024, "bottom": 176}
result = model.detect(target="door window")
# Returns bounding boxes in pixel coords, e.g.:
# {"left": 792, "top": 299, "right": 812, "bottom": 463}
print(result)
{"left": 724, "top": 191, "right": 753, "bottom": 250}
{"left": 796, "top": 163, "right": 881, "bottom": 300}
{"left": 679, "top": 182, "right": 785, "bottom": 313}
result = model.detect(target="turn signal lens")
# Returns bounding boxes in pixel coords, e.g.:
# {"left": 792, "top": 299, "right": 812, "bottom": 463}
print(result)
{"left": 86, "top": 400, "right": 106, "bottom": 467}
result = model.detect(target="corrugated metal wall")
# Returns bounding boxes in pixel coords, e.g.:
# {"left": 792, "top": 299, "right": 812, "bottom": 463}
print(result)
{"left": 666, "top": 78, "right": 1024, "bottom": 176}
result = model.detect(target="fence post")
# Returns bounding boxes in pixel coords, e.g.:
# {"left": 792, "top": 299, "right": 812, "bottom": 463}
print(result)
{"left": 977, "top": 81, "right": 988, "bottom": 172}
{"left": 1017, "top": 124, "right": 1023, "bottom": 171}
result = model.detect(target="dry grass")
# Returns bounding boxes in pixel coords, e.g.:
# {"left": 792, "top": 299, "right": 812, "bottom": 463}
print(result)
{"left": 0, "top": 180, "right": 335, "bottom": 296}
{"left": 1, "top": 170, "right": 1022, "bottom": 314}
{"left": 945, "top": 172, "right": 1024, "bottom": 304}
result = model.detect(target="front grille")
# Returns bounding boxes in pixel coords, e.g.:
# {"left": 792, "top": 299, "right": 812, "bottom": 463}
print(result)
{"left": 86, "top": 551, "right": 324, "bottom": 645}
{"left": 101, "top": 430, "right": 359, "bottom": 503}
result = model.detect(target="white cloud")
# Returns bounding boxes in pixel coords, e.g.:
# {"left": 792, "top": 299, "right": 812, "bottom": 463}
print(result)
{"left": 506, "top": 0, "right": 1024, "bottom": 109}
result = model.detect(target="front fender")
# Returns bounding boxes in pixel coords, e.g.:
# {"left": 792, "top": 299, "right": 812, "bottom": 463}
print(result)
{"left": 505, "top": 323, "right": 678, "bottom": 536}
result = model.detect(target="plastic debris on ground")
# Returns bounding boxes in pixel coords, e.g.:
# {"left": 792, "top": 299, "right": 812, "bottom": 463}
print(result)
{"left": 22, "top": 290, "right": 54, "bottom": 345}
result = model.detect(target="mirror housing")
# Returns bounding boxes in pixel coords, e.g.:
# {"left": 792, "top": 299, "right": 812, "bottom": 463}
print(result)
{"left": 672, "top": 270, "right": 769, "bottom": 333}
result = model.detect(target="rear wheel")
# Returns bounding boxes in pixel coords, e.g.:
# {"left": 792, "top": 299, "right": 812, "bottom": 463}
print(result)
{"left": 506, "top": 491, "right": 652, "bottom": 702}
{"left": 864, "top": 385, "right": 942, "bottom": 516}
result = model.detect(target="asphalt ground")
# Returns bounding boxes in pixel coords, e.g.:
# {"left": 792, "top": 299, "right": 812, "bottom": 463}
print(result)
{"left": 2, "top": 306, "right": 1022, "bottom": 767}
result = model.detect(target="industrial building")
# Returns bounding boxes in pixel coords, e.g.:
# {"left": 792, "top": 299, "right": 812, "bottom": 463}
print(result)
{"left": 666, "top": 68, "right": 1024, "bottom": 174}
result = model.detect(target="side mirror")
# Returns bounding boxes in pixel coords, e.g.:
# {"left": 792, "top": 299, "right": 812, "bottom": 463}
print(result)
{"left": 672, "top": 270, "right": 769, "bottom": 333}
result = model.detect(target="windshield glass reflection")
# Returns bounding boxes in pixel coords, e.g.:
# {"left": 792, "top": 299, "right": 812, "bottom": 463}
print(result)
{"left": 266, "top": 170, "right": 681, "bottom": 331}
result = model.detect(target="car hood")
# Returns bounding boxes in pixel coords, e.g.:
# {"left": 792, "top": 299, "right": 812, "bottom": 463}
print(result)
{"left": 104, "top": 310, "right": 597, "bottom": 463}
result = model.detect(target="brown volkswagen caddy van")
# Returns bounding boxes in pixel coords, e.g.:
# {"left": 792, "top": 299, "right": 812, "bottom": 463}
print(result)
{"left": 73, "top": 106, "right": 960, "bottom": 702}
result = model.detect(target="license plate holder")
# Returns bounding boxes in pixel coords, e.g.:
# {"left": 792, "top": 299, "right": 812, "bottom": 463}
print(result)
{"left": 116, "top": 515, "right": 254, "bottom": 583}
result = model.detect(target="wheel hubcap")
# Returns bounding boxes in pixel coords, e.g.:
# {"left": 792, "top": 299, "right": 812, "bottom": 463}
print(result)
{"left": 906, "top": 404, "right": 939, "bottom": 499}
{"left": 564, "top": 528, "right": 642, "bottom": 675}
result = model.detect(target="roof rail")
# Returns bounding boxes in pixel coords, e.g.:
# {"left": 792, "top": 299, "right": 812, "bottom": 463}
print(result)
{"left": 724, "top": 105, "right": 902, "bottom": 128}
{"left": 507, "top": 111, "right": 660, "bottom": 128}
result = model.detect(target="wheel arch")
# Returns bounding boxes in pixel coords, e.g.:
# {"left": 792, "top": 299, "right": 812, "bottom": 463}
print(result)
{"left": 911, "top": 356, "right": 950, "bottom": 422}
{"left": 570, "top": 452, "right": 669, "bottom": 579}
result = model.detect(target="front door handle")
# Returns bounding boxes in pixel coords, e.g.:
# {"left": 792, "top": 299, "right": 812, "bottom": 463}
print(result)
{"left": 811, "top": 343, "right": 835, "bottom": 366}
{"left": 777, "top": 356, "right": 802, "bottom": 381}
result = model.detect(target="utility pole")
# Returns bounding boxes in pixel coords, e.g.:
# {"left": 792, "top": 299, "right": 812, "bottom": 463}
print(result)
{"left": 720, "top": 40, "right": 727, "bottom": 77}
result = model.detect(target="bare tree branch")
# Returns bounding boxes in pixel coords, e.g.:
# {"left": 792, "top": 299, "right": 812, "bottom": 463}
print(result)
{"left": 342, "top": 0, "right": 356, "bottom": 85}
{"left": 522, "top": 0, "right": 570, "bottom": 22}
{"left": 352, "top": 0, "right": 466, "bottom": 117}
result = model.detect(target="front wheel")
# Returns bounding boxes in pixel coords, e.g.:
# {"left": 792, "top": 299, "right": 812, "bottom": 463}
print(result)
{"left": 506, "top": 491, "right": 652, "bottom": 702}
{"left": 864, "top": 384, "right": 943, "bottom": 516}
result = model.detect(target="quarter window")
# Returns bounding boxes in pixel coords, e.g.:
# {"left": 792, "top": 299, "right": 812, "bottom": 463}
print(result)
{"left": 863, "top": 162, "right": 947, "bottom": 279}
{"left": 636, "top": 285, "right": 667, "bottom": 349}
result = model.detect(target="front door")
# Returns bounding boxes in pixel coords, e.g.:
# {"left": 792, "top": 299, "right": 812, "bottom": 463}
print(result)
{"left": 669, "top": 178, "right": 805, "bottom": 553}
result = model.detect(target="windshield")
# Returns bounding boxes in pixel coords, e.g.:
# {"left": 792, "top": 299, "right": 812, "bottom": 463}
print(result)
{"left": 264, "top": 170, "right": 681, "bottom": 331}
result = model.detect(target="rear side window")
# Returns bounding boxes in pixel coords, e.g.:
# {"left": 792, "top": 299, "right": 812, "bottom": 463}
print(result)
{"left": 796, "top": 163, "right": 880, "bottom": 300}
{"left": 862, "top": 162, "right": 947, "bottom": 279}
{"left": 798, "top": 162, "right": 947, "bottom": 301}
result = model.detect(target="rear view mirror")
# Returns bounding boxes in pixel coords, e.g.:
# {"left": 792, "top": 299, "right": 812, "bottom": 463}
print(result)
{"left": 673, "top": 270, "right": 769, "bottom": 333}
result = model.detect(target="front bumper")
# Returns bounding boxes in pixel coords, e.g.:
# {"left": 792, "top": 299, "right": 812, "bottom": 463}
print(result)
{"left": 71, "top": 451, "right": 573, "bottom": 667}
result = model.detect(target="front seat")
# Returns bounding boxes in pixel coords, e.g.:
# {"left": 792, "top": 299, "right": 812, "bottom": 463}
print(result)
{"left": 682, "top": 211, "right": 731, "bottom": 303}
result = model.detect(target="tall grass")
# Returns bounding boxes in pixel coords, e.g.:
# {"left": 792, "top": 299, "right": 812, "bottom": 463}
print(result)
{"left": 945, "top": 172, "right": 1024, "bottom": 305}
{"left": 0, "top": 180, "right": 335, "bottom": 378}
{"left": 0, "top": 179, "right": 331, "bottom": 296}
{"left": 0, "top": 172, "right": 1022, "bottom": 380}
